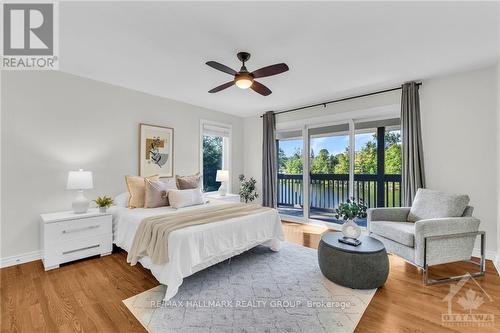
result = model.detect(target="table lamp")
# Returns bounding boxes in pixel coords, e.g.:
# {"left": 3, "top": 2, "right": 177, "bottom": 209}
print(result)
{"left": 215, "top": 170, "right": 229, "bottom": 196}
{"left": 67, "top": 169, "right": 93, "bottom": 213}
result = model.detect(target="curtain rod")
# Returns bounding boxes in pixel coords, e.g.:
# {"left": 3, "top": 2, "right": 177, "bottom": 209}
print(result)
{"left": 259, "top": 82, "right": 422, "bottom": 118}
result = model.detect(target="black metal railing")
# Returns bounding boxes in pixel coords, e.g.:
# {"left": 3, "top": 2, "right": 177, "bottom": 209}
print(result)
{"left": 277, "top": 173, "right": 402, "bottom": 211}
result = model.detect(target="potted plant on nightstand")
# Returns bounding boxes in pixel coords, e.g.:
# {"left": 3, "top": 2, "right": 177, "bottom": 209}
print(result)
{"left": 94, "top": 196, "right": 113, "bottom": 213}
{"left": 335, "top": 198, "right": 367, "bottom": 243}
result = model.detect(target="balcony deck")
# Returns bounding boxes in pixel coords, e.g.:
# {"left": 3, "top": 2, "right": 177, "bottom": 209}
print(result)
{"left": 278, "top": 206, "right": 368, "bottom": 227}
{"left": 278, "top": 172, "right": 401, "bottom": 228}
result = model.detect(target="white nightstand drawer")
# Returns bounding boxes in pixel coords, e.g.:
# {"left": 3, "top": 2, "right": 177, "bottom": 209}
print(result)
{"left": 45, "top": 215, "right": 111, "bottom": 241}
{"left": 59, "top": 234, "right": 112, "bottom": 264}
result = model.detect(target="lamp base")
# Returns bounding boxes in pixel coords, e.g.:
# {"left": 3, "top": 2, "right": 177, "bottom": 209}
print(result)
{"left": 73, "top": 190, "right": 90, "bottom": 214}
{"left": 218, "top": 183, "right": 227, "bottom": 196}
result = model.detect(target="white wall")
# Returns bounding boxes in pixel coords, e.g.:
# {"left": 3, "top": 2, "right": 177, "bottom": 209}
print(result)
{"left": 497, "top": 59, "right": 500, "bottom": 270}
{"left": 1, "top": 71, "right": 244, "bottom": 259}
{"left": 243, "top": 116, "right": 263, "bottom": 204}
{"left": 420, "top": 66, "right": 498, "bottom": 255}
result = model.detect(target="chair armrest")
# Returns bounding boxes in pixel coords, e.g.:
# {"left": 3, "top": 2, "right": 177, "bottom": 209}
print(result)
{"left": 414, "top": 217, "right": 481, "bottom": 267}
{"left": 367, "top": 207, "right": 411, "bottom": 222}
{"left": 414, "top": 217, "right": 480, "bottom": 237}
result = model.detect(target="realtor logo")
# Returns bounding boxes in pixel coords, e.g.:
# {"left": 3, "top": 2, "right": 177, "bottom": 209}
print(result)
{"left": 441, "top": 273, "right": 494, "bottom": 327}
{"left": 1, "top": 2, "right": 58, "bottom": 69}
{"left": 3, "top": 3, "right": 53, "bottom": 55}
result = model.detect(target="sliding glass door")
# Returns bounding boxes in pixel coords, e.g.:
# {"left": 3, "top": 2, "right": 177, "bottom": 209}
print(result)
{"left": 276, "top": 130, "right": 304, "bottom": 218}
{"left": 276, "top": 118, "right": 401, "bottom": 227}
{"left": 308, "top": 124, "right": 350, "bottom": 222}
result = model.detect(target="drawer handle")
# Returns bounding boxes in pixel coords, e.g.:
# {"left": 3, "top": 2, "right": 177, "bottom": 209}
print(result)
{"left": 62, "top": 244, "right": 99, "bottom": 255}
{"left": 62, "top": 225, "right": 99, "bottom": 234}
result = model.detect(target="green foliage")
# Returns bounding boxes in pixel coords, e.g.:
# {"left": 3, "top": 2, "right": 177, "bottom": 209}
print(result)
{"left": 278, "top": 130, "right": 401, "bottom": 175}
{"left": 238, "top": 174, "right": 258, "bottom": 203}
{"left": 334, "top": 198, "right": 367, "bottom": 221}
{"left": 203, "top": 136, "right": 223, "bottom": 192}
{"left": 385, "top": 143, "right": 401, "bottom": 174}
{"left": 94, "top": 196, "right": 113, "bottom": 208}
{"left": 334, "top": 150, "right": 350, "bottom": 174}
{"left": 279, "top": 147, "right": 303, "bottom": 174}
{"left": 355, "top": 141, "right": 377, "bottom": 174}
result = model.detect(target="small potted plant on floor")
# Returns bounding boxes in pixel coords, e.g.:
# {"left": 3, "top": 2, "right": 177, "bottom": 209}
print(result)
{"left": 335, "top": 198, "right": 367, "bottom": 242}
{"left": 238, "top": 174, "right": 258, "bottom": 203}
{"left": 94, "top": 196, "right": 113, "bottom": 213}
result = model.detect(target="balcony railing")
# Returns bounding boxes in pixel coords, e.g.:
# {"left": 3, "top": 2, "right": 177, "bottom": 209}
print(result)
{"left": 278, "top": 173, "right": 402, "bottom": 211}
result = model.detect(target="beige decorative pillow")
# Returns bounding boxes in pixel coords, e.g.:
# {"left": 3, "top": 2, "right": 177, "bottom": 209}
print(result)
{"left": 175, "top": 172, "right": 201, "bottom": 189}
{"left": 125, "top": 175, "right": 159, "bottom": 208}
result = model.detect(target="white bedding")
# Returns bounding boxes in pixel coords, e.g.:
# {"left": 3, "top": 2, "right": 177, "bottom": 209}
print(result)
{"left": 111, "top": 201, "right": 284, "bottom": 301}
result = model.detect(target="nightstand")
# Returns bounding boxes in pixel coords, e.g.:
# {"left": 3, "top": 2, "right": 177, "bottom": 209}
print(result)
{"left": 40, "top": 209, "right": 112, "bottom": 271}
{"left": 204, "top": 192, "right": 241, "bottom": 203}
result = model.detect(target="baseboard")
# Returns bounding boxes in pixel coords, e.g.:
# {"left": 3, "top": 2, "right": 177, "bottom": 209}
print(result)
{"left": 494, "top": 255, "right": 500, "bottom": 276}
{"left": 0, "top": 250, "right": 41, "bottom": 268}
{"left": 471, "top": 247, "right": 497, "bottom": 262}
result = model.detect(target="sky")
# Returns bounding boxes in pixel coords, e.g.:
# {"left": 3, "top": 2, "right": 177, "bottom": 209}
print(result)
{"left": 279, "top": 133, "right": 375, "bottom": 157}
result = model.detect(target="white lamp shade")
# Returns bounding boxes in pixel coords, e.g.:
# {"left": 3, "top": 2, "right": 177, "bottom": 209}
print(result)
{"left": 67, "top": 169, "right": 93, "bottom": 190}
{"left": 216, "top": 170, "right": 229, "bottom": 182}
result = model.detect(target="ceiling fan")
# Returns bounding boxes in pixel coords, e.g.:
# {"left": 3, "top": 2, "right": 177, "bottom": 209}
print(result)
{"left": 206, "top": 52, "right": 289, "bottom": 96}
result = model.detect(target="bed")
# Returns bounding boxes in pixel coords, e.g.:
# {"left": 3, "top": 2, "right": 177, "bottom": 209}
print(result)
{"left": 111, "top": 200, "right": 284, "bottom": 301}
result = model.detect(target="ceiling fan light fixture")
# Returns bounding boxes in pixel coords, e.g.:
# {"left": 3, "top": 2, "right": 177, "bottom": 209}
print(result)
{"left": 234, "top": 73, "right": 254, "bottom": 89}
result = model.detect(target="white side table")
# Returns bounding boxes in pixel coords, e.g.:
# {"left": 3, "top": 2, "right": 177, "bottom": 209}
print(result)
{"left": 204, "top": 192, "right": 241, "bottom": 203}
{"left": 40, "top": 209, "right": 112, "bottom": 271}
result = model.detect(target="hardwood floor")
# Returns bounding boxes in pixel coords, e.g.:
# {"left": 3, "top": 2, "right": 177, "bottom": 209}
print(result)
{"left": 281, "top": 222, "right": 500, "bottom": 333}
{"left": 1, "top": 222, "right": 499, "bottom": 332}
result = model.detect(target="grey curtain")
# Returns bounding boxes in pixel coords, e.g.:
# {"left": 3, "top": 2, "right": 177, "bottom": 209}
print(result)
{"left": 401, "top": 82, "right": 426, "bottom": 206}
{"left": 262, "top": 111, "right": 277, "bottom": 208}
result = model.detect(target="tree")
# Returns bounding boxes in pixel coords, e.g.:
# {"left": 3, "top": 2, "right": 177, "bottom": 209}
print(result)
{"left": 385, "top": 143, "right": 401, "bottom": 174}
{"left": 203, "top": 136, "right": 222, "bottom": 191}
{"left": 311, "top": 148, "right": 334, "bottom": 174}
{"left": 334, "top": 149, "right": 350, "bottom": 174}
{"left": 278, "top": 147, "right": 287, "bottom": 173}
{"left": 355, "top": 140, "right": 377, "bottom": 174}
{"left": 385, "top": 131, "right": 401, "bottom": 147}
{"left": 283, "top": 148, "right": 303, "bottom": 174}
{"left": 278, "top": 129, "right": 401, "bottom": 176}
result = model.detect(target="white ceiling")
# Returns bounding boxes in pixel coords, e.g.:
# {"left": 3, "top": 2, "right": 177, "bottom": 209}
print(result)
{"left": 60, "top": 1, "right": 499, "bottom": 117}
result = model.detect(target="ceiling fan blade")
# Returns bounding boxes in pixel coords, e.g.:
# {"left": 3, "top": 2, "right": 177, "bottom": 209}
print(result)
{"left": 251, "top": 81, "right": 272, "bottom": 96}
{"left": 206, "top": 61, "right": 237, "bottom": 76}
{"left": 251, "top": 63, "right": 289, "bottom": 78}
{"left": 208, "top": 81, "right": 234, "bottom": 93}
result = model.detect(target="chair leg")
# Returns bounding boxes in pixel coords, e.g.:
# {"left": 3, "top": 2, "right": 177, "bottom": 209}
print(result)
{"left": 423, "top": 232, "right": 486, "bottom": 285}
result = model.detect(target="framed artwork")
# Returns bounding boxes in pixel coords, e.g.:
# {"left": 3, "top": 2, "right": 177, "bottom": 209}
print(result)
{"left": 139, "top": 123, "right": 174, "bottom": 178}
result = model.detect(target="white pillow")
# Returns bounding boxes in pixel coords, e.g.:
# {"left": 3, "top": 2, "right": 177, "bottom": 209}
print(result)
{"left": 168, "top": 189, "right": 204, "bottom": 209}
{"left": 114, "top": 192, "right": 130, "bottom": 207}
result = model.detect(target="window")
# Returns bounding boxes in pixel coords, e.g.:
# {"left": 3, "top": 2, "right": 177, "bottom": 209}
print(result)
{"left": 201, "top": 121, "right": 231, "bottom": 192}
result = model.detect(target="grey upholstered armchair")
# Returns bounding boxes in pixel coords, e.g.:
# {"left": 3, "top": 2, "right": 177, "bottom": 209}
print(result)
{"left": 367, "top": 189, "right": 485, "bottom": 284}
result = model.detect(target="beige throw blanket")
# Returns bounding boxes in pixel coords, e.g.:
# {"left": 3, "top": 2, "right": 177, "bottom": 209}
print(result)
{"left": 127, "top": 203, "right": 271, "bottom": 265}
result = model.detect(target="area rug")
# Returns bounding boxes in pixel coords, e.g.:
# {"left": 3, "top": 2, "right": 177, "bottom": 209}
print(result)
{"left": 123, "top": 242, "right": 376, "bottom": 333}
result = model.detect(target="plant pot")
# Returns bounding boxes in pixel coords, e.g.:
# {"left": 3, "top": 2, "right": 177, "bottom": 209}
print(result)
{"left": 341, "top": 219, "right": 361, "bottom": 239}
{"left": 99, "top": 207, "right": 107, "bottom": 214}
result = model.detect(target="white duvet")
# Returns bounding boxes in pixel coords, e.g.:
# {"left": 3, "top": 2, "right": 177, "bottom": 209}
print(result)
{"left": 111, "top": 201, "right": 284, "bottom": 301}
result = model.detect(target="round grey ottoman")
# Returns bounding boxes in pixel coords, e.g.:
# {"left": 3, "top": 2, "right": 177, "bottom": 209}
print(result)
{"left": 318, "top": 232, "right": 389, "bottom": 289}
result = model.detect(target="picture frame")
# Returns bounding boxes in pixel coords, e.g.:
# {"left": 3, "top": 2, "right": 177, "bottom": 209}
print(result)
{"left": 139, "top": 123, "right": 174, "bottom": 178}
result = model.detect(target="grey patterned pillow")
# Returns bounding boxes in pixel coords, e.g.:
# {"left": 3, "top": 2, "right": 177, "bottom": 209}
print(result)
{"left": 175, "top": 173, "right": 201, "bottom": 190}
{"left": 407, "top": 188, "right": 470, "bottom": 222}
{"left": 144, "top": 179, "right": 176, "bottom": 208}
